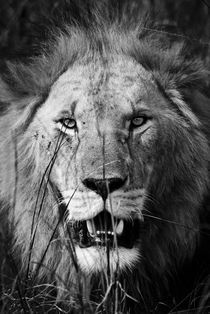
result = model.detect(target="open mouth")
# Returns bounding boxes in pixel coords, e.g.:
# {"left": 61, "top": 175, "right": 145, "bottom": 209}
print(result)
{"left": 68, "top": 211, "right": 141, "bottom": 249}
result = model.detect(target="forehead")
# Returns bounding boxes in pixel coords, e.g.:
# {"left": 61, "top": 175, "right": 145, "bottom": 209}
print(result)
{"left": 41, "top": 56, "right": 163, "bottom": 118}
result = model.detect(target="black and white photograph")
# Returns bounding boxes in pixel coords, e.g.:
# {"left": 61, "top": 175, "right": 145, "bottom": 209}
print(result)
{"left": 0, "top": 0, "right": 210, "bottom": 313}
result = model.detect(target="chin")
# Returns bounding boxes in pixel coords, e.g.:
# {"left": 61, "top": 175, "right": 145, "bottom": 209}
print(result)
{"left": 75, "top": 245, "right": 141, "bottom": 274}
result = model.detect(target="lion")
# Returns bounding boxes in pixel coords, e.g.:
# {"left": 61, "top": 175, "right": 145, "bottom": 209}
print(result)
{"left": 0, "top": 2, "right": 210, "bottom": 313}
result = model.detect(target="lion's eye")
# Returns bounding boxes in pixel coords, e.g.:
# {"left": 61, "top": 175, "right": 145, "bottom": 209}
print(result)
{"left": 131, "top": 116, "right": 147, "bottom": 127}
{"left": 60, "top": 118, "right": 76, "bottom": 129}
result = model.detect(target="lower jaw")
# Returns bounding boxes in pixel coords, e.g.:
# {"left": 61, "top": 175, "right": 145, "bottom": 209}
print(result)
{"left": 75, "top": 245, "right": 140, "bottom": 274}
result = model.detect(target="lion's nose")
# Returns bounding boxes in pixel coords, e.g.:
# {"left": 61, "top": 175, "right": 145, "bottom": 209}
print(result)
{"left": 82, "top": 177, "right": 126, "bottom": 200}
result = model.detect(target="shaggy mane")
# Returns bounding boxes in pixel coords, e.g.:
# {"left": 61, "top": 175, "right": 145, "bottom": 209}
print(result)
{"left": 0, "top": 2, "right": 208, "bottom": 110}
{"left": 0, "top": 1, "right": 210, "bottom": 313}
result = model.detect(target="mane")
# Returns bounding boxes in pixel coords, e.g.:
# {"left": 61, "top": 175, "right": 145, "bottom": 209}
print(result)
{"left": 0, "top": 3, "right": 208, "bottom": 106}
{"left": 0, "top": 2, "right": 210, "bottom": 313}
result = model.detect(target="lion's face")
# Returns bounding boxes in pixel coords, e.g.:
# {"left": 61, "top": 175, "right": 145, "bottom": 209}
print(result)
{"left": 27, "top": 55, "right": 201, "bottom": 274}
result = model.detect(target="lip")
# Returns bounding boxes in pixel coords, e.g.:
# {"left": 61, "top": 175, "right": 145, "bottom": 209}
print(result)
{"left": 68, "top": 211, "right": 142, "bottom": 249}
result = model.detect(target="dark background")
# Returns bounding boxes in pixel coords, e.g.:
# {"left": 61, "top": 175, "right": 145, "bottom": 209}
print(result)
{"left": 0, "top": 1, "right": 209, "bottom": 50}
{"left": 0, "top": 0, "right": 209, "bottom": 81}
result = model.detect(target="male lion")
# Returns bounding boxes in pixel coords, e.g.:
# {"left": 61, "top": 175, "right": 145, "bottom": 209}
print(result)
{"left": 0, "top": 2, "right": 210, "bottom": 313}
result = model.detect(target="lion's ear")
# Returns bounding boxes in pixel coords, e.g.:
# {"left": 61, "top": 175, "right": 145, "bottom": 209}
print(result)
{"left": 0, "top": 76, "right": 14, "bottom": 113}
{"left": 187, "top": 89, "right": 210, "bottom": 119}
{"left": 0, "top": 74, "right": 45, "bottom": 134}
{"left": 184, "top": 88, "right": 210, "bottom": 137}
{"left": 0, "top": 73, "right": 25, "bottom": 110}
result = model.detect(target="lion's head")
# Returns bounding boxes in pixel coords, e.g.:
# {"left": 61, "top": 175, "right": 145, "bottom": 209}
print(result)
{"left": 0, "top": 3, "right": 209, "bottom": 313}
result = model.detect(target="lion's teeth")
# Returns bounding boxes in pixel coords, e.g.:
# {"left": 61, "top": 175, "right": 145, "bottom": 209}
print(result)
{"left": 86, "top": 220, "right": 94, "bottom": 236}
{"left": 87, "top": 219, "right": 124, "bottom": 237}
{"left": 96, "top": 230, "right": 114, "bottom": 236}
{"left": 116, "top": 219, "right": 124, "bottom": 235}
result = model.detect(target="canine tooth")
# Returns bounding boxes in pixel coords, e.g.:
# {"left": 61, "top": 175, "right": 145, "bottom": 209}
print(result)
{"left": 116, "top": 219, "right": 124, "bottom": 235}
{"left": 86, "top": 220, "right": 94, "bottom": 235}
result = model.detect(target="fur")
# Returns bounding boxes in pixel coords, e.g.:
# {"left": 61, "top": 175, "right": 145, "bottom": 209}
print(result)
{"left": 0, "top": 2, "right": 210, "bottom": 313}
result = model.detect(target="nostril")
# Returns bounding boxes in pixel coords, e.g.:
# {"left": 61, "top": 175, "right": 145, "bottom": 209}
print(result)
{"left": 82, "top": 178, "right": 98, "bottom": 193}
{"left": 108, "top": 178, "right": 125, "bottom": 193}
{"left": 82, "top": 177, "right": 126, "bottom": 200}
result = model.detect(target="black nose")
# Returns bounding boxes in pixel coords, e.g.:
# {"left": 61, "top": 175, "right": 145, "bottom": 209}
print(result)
{"left": 82, "top": 177, "right": 126, "bottom": 200}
